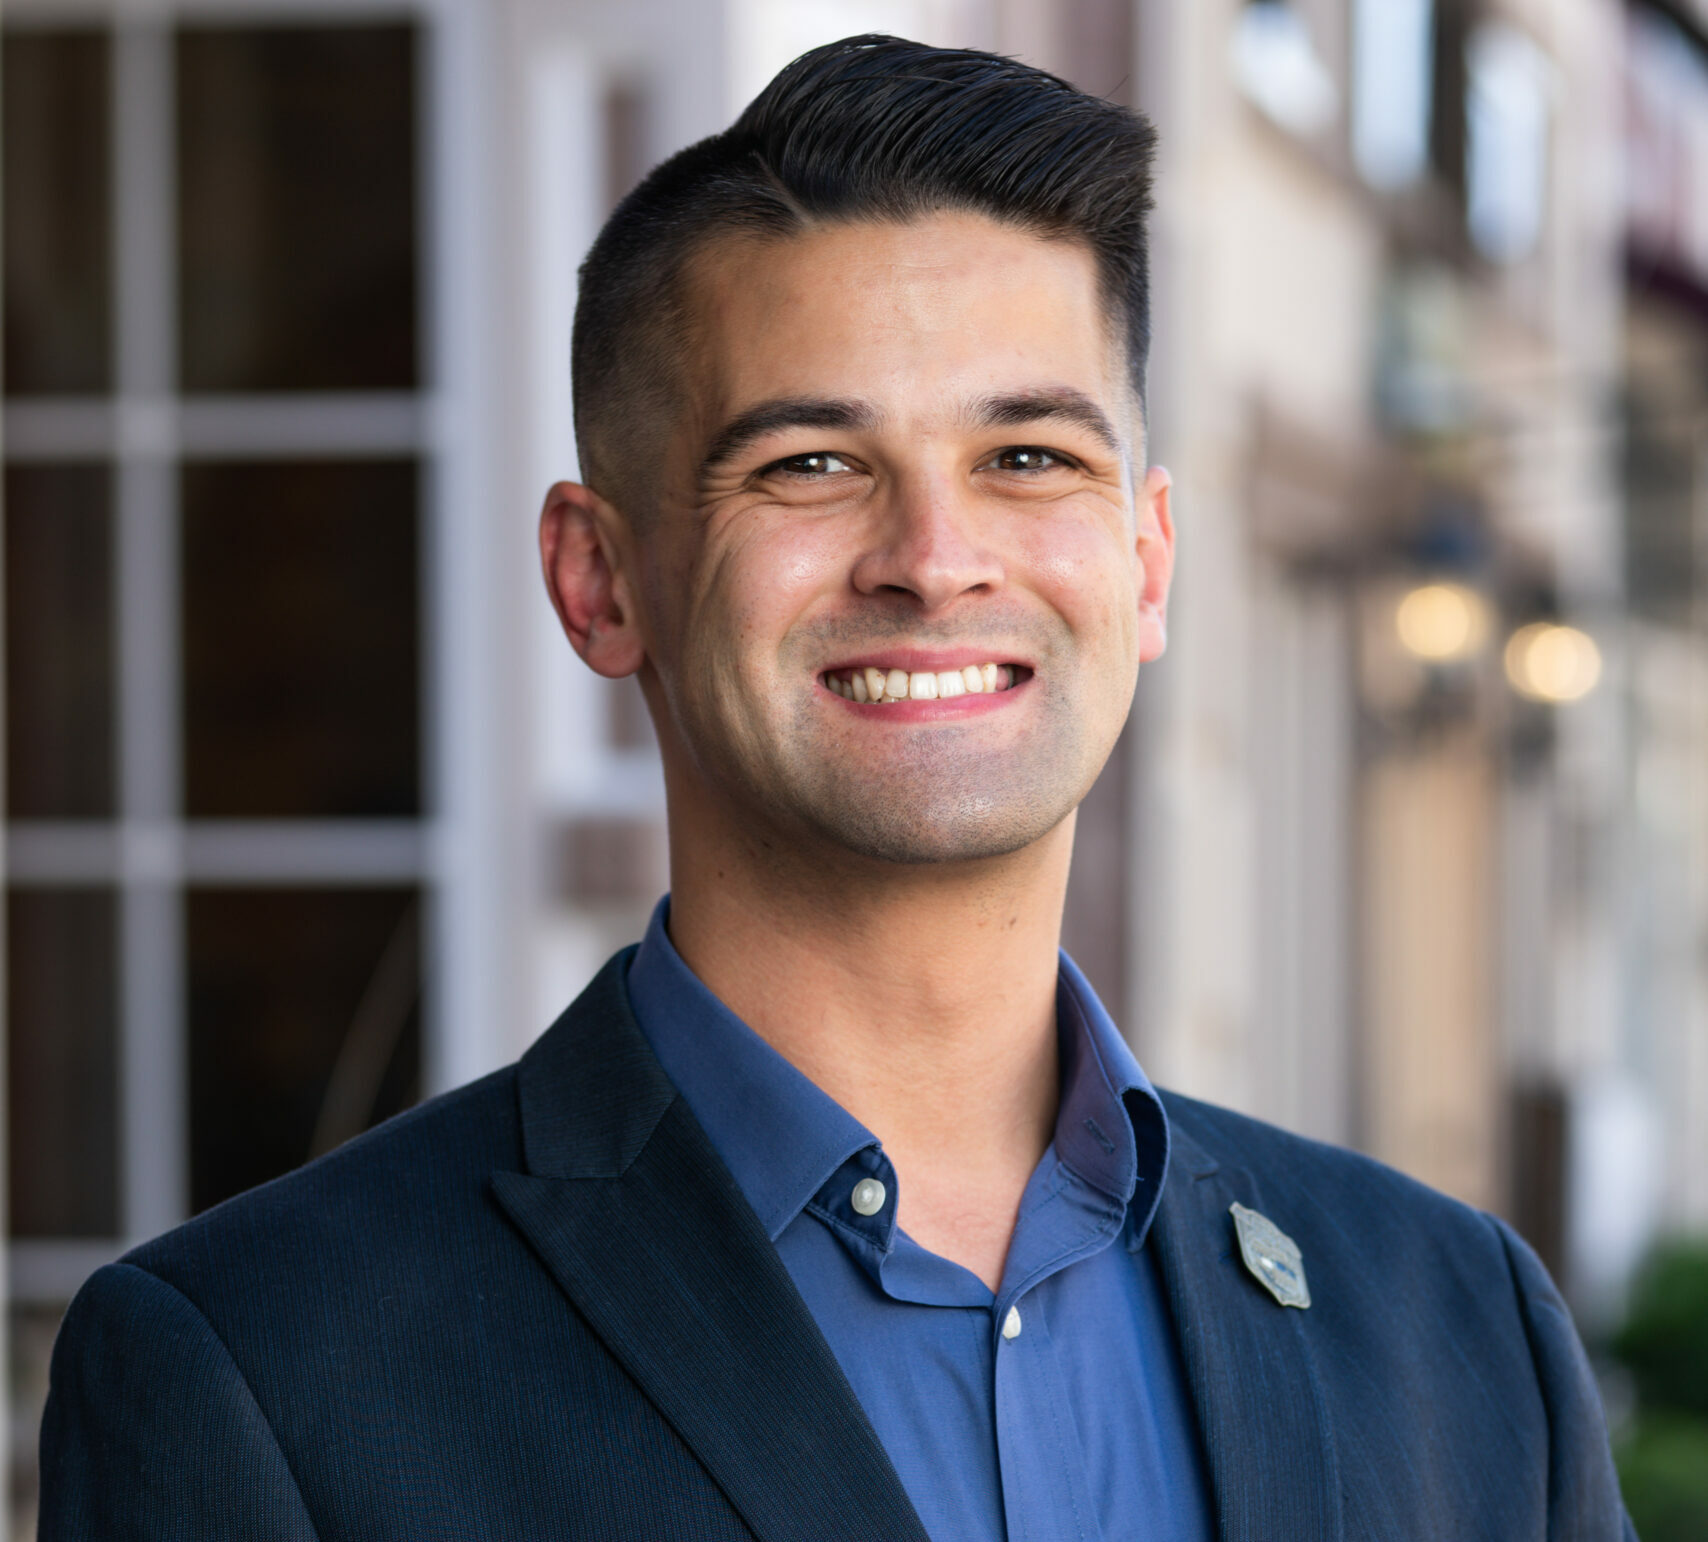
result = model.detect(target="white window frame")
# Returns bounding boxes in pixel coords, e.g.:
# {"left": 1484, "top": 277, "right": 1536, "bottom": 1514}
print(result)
{"left": 2, "top": 0, "right": 505, "bottom": 1308}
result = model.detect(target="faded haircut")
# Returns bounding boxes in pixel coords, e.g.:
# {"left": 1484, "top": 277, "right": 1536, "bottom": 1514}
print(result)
{"left": 571, "top": 34, "right": 1158, "bottom": 515}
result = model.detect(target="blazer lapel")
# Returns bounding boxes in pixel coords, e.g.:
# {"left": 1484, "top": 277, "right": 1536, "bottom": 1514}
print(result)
{"left": 1150, "top": 1124, "right": 1345, "bottom": 1542}
{"left": 491, "top": 953, "right": 930, "bottom": 1542}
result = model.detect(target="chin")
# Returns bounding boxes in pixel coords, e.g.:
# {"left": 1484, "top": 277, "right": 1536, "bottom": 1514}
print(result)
{"left": 797, "top": 786, "right": 1076, "bottom": 867}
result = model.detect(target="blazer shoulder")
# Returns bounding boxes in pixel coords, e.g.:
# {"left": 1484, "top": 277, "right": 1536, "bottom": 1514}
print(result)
{"left": 119, "top": 948, "right": 654, "bottom": 1309}
{"left": 1161, "top": 1092, "right": 1632, "bottom": 1537}
{"left": 1159, "top": 1086, "right": 1509, "bottom": 1259}
{"left": 124, "top": 1062, "right": 523, "bottom": 1294}
{"left": 43, "top": 1262, "right": 322, "bottom": 1540}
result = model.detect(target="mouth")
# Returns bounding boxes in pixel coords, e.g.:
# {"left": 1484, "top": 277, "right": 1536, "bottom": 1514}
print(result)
{"left": 819, "top": 661, "right": 1031, "bottom": 704}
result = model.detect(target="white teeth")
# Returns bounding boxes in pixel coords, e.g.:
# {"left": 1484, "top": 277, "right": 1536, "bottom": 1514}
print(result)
{"left": 829, "top": 663, "right": 1018, "bottom": 703}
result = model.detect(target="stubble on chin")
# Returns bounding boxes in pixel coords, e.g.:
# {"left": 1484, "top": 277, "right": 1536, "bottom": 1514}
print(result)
{"left": 678, "top": 602, "right": 1129, "bottom": 869}
{"left": 767, "top": 684, "right": 1095, "bottom": 867}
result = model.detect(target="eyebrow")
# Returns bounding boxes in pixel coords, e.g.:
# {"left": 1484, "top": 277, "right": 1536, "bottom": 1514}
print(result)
{"left": 967, "top": 388, "right": 1122, "bottom": 453}
{"left": 698, "top": 396, "right": 882, "bottom": 479}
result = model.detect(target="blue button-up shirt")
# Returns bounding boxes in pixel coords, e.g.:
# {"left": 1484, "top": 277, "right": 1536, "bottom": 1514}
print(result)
{"left": 627, "top": 899, "right": 1213, "bottom": 1542}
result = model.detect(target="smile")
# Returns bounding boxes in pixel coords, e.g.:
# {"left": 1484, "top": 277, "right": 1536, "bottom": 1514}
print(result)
{"left": 821, "top": 663, "right": 1027, "bottom": 704}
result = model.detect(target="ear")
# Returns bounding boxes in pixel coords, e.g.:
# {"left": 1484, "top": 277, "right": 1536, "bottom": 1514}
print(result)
{"left": 1135, "top": 464, "right": 1175, "bottom": 663}
{"left": 539, "top": 480, "right": 647, "bottom": 678}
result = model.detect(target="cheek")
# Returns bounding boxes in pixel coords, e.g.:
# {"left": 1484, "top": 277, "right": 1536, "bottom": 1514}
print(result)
{"left": 754, "top": 509, "right": 850, "bottom": 583}
{"left": 1014, "top": 514, "right": 1139, "bottom": 654}
{"left": 686, "top": 513, "right": 850, "bottom": 677}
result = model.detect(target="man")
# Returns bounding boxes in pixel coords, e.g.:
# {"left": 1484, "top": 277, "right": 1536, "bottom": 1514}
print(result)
{"left": 42, "top": 35, "right": 1630, "bottom": 1540}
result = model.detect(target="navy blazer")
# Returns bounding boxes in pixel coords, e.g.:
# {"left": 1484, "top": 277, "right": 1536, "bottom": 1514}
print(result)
{"left": 41, "top": 950, "right": 1633, "bottom": 1539}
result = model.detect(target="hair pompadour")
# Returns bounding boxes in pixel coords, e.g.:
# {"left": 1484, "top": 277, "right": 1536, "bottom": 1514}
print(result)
{"left": 571, "top": 34, "right": 1158, "bottom": 511}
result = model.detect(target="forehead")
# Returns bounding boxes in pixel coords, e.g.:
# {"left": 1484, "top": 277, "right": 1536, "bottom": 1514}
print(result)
{"left": 676, "top": 213, "right": 1126, "bottom": 439}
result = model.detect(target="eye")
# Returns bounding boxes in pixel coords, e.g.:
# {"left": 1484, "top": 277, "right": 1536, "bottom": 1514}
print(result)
{"left": 765, "top": 451, "right": 855, "bottom": 477}
{"left": 984, "top": 446, "right": 1070, "bottom": 473}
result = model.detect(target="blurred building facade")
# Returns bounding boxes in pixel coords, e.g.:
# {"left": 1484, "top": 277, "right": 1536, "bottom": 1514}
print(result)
{"left": 5, "top": 0, "right": 1708, "bottom": 1530}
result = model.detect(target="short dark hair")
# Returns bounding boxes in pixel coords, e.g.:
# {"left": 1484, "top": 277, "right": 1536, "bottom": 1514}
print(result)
{"left": 571, "top": 34, "right": 1158, "bottom": 510}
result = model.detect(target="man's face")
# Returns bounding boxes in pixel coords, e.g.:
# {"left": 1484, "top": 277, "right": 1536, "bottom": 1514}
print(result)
{"left": 623, "top": 211, "right": 1172, "bottom": 866}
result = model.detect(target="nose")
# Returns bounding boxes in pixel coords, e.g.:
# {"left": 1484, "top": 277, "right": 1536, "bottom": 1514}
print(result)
{"left": 850, "top": 472, "right": 1004, "bottom": 612}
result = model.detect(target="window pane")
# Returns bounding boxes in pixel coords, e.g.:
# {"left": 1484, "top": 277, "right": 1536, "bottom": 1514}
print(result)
{"left": 176, "top": 24, "right": 418, "bottom": 391}
{"left": 5, "top": 464, "right": 115, "bottom": 818}
{"left": 187, "top": 886, "right": 420, "bottom": 1214}
{"left": 1624, "top": 381, "right": 1699, "bottom": 626}
{"left": 181, "top": 459, "right": 419, "bottom": 817}
{"left": 2, "top": 30, "right": 112, "bottom": 394}
{"left": 7, "top": 887, "right": 119, "bottom": 1238}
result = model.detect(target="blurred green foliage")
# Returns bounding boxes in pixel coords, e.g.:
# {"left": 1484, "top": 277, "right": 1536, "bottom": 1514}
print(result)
{"left": 1614, "top": 1241, "right": 1708, "bottom": 1417}
{"left": 1616, "top": 1415, "right": 1708, "bottom": 1542}
{"left": 1611, "top": 1241, "right": 1708, "bottom": 1542}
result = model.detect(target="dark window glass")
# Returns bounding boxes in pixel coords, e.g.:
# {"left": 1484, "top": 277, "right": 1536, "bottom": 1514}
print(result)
{"left": 1428, "top": 0, "right": 1470, "bottom": 211}
{"left": 603, "top": 79, "right": 648, "bottom": 214}
{"left": 176, "top": 24, "right": 418, "bottom": 392}
{"left": 8, "top": 887, "right": 119, "bottom": 1237}
{"left": 5, "top": 464, "right": 115, "bottom": 817}
{"left": 2, "top": 30, "right": 112, "bottom": 393}
{"left": 1623, "top": 381, "right": 1699, "bottom": 626}
{"left": 181, "top": 459, "right": 418, "bottom": 817}
{"left": 1506, "top": 1079, "right": 1567, "bottom": 1285}
{"left": 187, "top": 886, "right": 420, "bottom": 1213}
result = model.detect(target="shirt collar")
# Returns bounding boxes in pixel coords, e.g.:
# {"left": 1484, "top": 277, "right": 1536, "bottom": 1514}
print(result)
{"left": 1051, "top": 948, "right": 1171, "bottom": 1251}
{"left": 625, "top": 896, "right": 1170, "bottom": 1248}
{"left": 627, "top": 898, "right": 875, "bottom": 1241}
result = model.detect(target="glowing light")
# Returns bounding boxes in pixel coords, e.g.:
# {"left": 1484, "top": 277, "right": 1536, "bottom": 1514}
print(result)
{"left": 1505, "top": 622, "right": 1601, "bottom": 703}
{"left": 1394, "top": 583, "right": 1489, "bottom": 662}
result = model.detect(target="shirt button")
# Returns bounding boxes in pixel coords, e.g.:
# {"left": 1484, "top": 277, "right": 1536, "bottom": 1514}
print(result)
{"left": 1002, "top": 1305, "right": 1023, "bottom": 1340}
{"left": 851, "top": 1178, "right": 887, "bottom": 1216}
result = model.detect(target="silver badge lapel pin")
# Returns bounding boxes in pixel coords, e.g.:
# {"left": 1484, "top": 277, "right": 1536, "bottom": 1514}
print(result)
{"left": 1230, "top": 1202, "right": 1311, "bottom": 1309}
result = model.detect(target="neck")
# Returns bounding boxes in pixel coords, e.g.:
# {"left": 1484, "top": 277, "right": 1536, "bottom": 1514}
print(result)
{"left": 664, "top": 778, "right": 1073, "bottom": 1288}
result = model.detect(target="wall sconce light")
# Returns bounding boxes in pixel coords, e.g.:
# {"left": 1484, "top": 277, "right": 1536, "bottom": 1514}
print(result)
{"left": 1504, "top": 622, "right": 1601, "bottom": 703}
{"left": 1394, "top": 581, "right": 1490, "bottom": 662}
